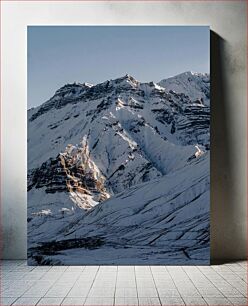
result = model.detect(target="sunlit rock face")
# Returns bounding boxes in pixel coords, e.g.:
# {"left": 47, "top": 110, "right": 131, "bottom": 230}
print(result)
{"left": 27, "top": 72, "right": 210, "bottom": 265}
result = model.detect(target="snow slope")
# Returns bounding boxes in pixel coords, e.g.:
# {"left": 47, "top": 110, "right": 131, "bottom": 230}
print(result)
{"left": 27, "top": 72, "right": 210, "bottom": 265}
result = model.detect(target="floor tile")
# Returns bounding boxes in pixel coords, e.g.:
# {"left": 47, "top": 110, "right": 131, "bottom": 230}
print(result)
{"left": 177, "top": 288, "right": 201, "bottom": 297}
{"left": 49, "top": 266, "right": 68, "bottom": 272}
{"left": 136, "top": 278, "right": 155, "bottom": 288}
{"left": 115, "top": 287, "right": 137, "bottom": 298}
{"left": 84, "top": 297, "right": 114, "bottom": 305}
{"left": 22, "top": 283, "right": 54, "bottom": 297}
{"left": 139, "top": 297, "right": 161, "bottom": 305}
{"left": 137, "top": 286, "right": 158, "bottom": 297}
{"left": 182, "top": 297, "right": 207, "bottom": 305}
{"left": 115, "top": 297, "right": 139, "bottom": 305}
{"left": 67, "top": 285, "right": 91, "bottom": 297}
{"left": 66, "top": 266, "right": 85, "bottom": 272}
{"left": 118, "top": 266, "right": 135, "bottom": 272}
{"left": 37, "top": 297, "right": 64, "bottom": 305}
{"left": 197, "top": 287, "right": 224, "bottom": 297}
{"left": 217, "top": 286, "right": 244, "bottom": 297}
{"left": 160, "top": 297, "right": 185, "bottom": 305}
{"left": 228, "top": 297, "right": 248, "bottom": 305}
{"left": 204, "top": 297, "right": 233, "bottom": 305}
{"left": 61, "top": 297, "right": 86, "bottom": 305}
{"left": 0, "top": 297, "right": 18, "bottom": 306}
{"left": 12, "top": 297, "right": 41, "bottom": 305}
{"left": 88, "top": 286, "right": 115, "bottom": 298}
{"left": 157, "top": 288, "right": 180, "bottom": 297}
{"left": 2, "top": 289, "right": 30, "bottom": 298}
{"left": 116, "top": 279, "right": 136, "bottom": 287}
{"left": 45, "top": 285, "right": 73, "bottom": 297}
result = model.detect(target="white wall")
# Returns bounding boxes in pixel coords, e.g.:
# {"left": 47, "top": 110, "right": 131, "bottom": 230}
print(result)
{"left": 1, "top": 1, "right": 246, "bottom": 260}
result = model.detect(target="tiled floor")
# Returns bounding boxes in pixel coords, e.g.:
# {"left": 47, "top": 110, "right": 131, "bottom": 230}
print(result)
{"left": 1, "top": 260, "right": 247, "bottom": 306}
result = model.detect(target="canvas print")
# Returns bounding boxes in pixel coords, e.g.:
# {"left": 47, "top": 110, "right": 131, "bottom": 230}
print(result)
{"left": 27, "top": 26, "right": 210, "bottom": 265}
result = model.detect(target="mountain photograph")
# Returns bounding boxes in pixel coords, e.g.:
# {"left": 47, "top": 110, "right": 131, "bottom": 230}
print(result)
{"left": 27, "top": 26, "right": 210, "bottom": 265}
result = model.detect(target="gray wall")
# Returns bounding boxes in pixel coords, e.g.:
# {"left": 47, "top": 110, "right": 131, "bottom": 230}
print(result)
{"left": 1, "top": 1, "right": 246, "bottom": 260}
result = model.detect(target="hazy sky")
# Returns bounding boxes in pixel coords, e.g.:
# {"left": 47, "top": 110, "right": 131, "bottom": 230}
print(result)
{"left": 28, "top": 26, "right": 209, "bottom": 108}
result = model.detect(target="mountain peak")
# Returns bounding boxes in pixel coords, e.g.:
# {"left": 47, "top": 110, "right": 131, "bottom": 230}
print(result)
{"left": 124, "top": 73, "right": 135, "bottom": 80}
{"left": 112, "top": 74, "right": 138, "bottom": 84}
{"left": 54, "top": 82, "right": 92, "bottom": 96}
{"left": 80, "top": 82, "right": 94, "bottom": 88}
{"left": 172, "top": 71, "right": 209, "bottom": 78}
{"left": 114, "top": 74, "right": 139, "bottom": 88}
{"left": 158, "top": 71, "right": 210, "bottom": 106}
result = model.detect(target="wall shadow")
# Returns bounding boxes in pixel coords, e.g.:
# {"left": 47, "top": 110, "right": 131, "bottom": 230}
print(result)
{"left": 210, "top": 31, "right": 243, "bottom": 264}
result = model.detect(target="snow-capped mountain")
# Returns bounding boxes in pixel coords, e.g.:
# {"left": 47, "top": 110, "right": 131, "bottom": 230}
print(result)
{"left": 159, "top": 71, "right": 210, "bottom": 106}
{"left": 28, "top": 72, "right": 210, "bottom": 265}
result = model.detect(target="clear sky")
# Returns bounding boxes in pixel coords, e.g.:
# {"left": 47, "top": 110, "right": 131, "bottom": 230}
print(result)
{"left": 28, "top": 26, "right": 209, "bottom": 108}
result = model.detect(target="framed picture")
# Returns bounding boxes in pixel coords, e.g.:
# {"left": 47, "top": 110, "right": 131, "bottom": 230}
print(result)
{"left": 27, "top": 26, "right": 210, "bottom": 265}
